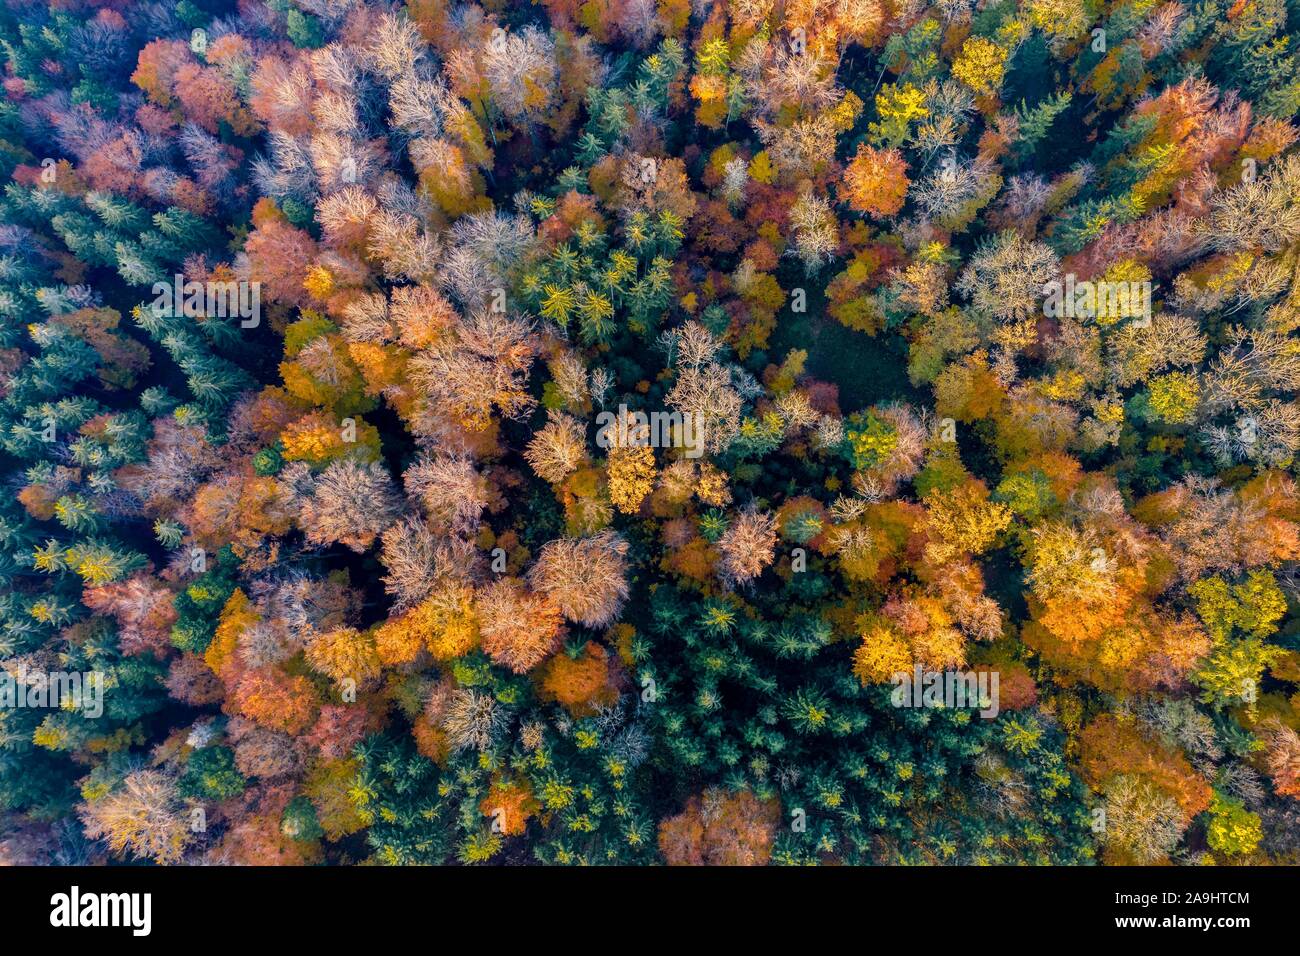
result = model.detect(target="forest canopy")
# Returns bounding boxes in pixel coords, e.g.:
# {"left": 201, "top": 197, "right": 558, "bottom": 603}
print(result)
{"left": 2, "top": 0, "right": 1300, "bottom": 867}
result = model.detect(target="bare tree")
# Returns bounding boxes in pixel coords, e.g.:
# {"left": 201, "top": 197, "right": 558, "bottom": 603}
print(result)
{"left": 717, "top": 508, "right": 778, "bottom": 585}
{"left": 524, "top": 412, "right": 588, "bottom": 484}
{"left": 299, "top": 459, "right": 401, "bottom": 552}
{"left": 956, "top": 230, "right": 1059, "bottom": 322}
{"left": 528, "top": 531, "right": 630, "bottom": 627}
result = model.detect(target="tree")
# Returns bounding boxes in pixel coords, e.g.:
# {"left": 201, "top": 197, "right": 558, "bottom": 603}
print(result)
{"left": 379, "top": 515, "right": 460, "bottom": 611}
{"left": 299, "top": 459, "right": 401, "bottom": 552}
{"left": 403, "top": 454, "right": 490, "bottom": 536}
{"left": 951, "top": 37, "right": 1008, "bottom": 98}
{"left": 79, "top": 770, "right": 190, "bottom": 865}
{"left": 476, "top": 578, "right": 565, "bottom": 673}
{"left": 528, "top": 531, "right": 630, "bottom": 627}
{"left": 658, "top": 789, "right": 780, "bottom": 865}
{"left": 923, "top": 481, "right": 1012, "bottom": 563}
{"left": 1206, "top": 793, "right": 1263, "bottom": 857}
{"left": 81, "top": 573, "right": 176, "bottom": 657}
{"left": 1079, "top": 715, "right": 1212, "bottom": 841}
{"left": 230, "top": 667, "right": 320, "bottom": 735}
{"left": 408, "top": 308, "right": 539, "bottom": 431}
{"left": 1098, "top": 774, "right": 1185, "bottom": 864}
{"left": 305, "top": 627, "right": 382, "bottom": 685}
{"left": 840, "top": 145, "right": 909, "bottom": 218}
{"left": 525, "top": 412, "right": 588, "bottom": 484}
{"left": 537, "top": 642, "right": 621, "bottom": 716}
{"left": 607, "top": 441, "right": 656, "bottom": 515}
{"left": 8, "top": 0, "right": 1300, "bottom": 871}
{"left": 179, "top": 746, "right": 247, "bottom": 802}
{"left": 665, "top": 359, "right": 743, "bottom": 455}
{"left": 787, "top": 187, "right": 839, "bottom": 274}
{"left": 441, "top": 688, "right": 511, "bottom": 752}
{"left": 483, "top": 26, "right": 559, "bottom": 126}
{"left": 1262, "top": 722, "right": 1300, "bottom": 800}
{"left": 717, "top": 508, "right": 777, "bottom": 585}
{"left": 243, "top": 203, "right": 318, "bottom": 309}
{"left": 1207, "top": 154, "right": 1300, "bottom": 254}
{"left": 956, "top": 231, "right": 1059, "bottom": 323}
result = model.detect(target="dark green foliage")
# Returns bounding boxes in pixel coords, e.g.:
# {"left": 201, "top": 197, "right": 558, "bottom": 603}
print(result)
{"left": 180, "top": 746, "right": 247, "bottom": 801}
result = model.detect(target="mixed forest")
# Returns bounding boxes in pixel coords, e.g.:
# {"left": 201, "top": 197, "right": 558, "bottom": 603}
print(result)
{"left": 3, "top": 0, "right": 1300, "bottom": 866}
